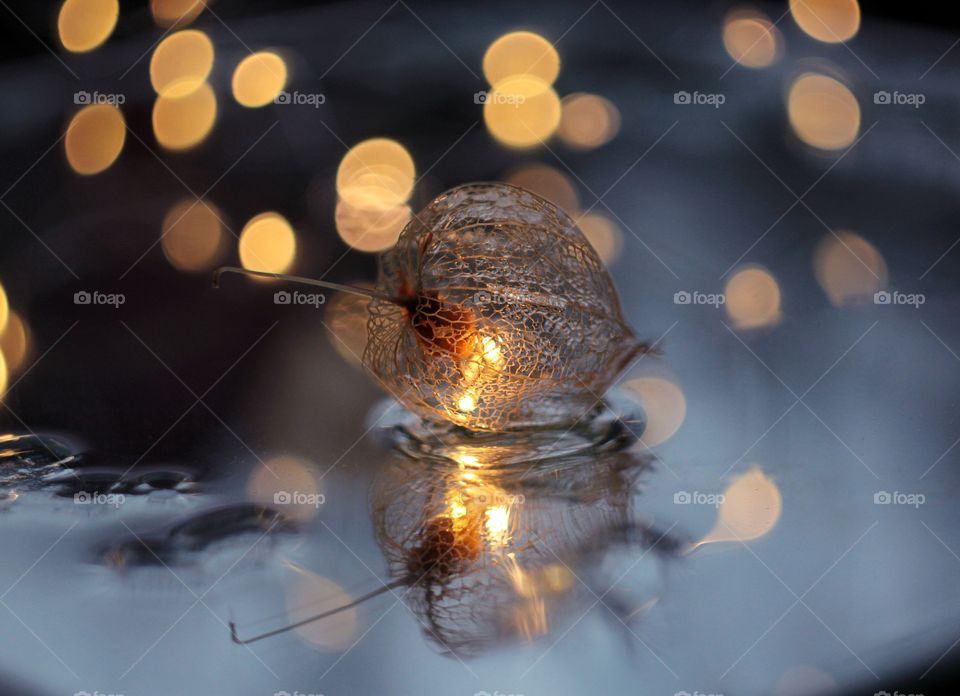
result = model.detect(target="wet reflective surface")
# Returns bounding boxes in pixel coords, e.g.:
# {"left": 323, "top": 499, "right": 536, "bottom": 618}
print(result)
{"left": 2, "top": 1, "right": 960, "bottom": 695}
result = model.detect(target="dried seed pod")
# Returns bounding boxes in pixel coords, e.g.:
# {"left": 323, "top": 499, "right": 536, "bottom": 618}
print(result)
{"left": 365, "top": 182, "right": 647, "bottom": 431}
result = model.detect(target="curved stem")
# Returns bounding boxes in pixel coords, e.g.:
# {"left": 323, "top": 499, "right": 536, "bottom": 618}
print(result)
{"left": 213, "top": 266, "right": 395, "bottom": 303}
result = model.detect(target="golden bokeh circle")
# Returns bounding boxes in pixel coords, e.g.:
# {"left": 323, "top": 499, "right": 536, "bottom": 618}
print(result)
{"left": 150, "top": 30, "right": 215, "bottom": 98}
{"left": 58, "top": 0, "right": 119, "bottom": 53}
{"left": 232, "top": 51, "right": 288, "bottom": 108}
{"left": 484, "top": 76, "right": 561, "bottom": 149}
{"left": 161, "top": 199, "right": 226, "bottom": 272}
{"left": 790, "top": 0, "right": 860, "bottom": 43}
{"left": 725, "top": 266, "right": 782, "bottom": 329}
{"left": 483, "top": 31, "right": 560, "bottom": 87}
{"left": 65, "top": 103, "right": 126, "bottom": 175}
{"left": 788, "top": 73, "right": 860, "bottom": 151}
{"left": 152, "top": 82, "right": 217, "bottom": 151}
{"left": 239, "top": 212, "right": 296, "bottom": 274}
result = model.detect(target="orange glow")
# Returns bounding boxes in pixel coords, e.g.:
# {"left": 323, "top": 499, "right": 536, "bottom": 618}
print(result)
{"left": 232, "top": 52, "right": 288, "bottom": 108}
{"left": 238, "top": 212, "right": 296, "bottom": 274}
{"left": 150, "top": 0, "right": 206, "bottom": 28}
{"left": 284, "top": 563, "right": 359, "bottom": 649}
{"left": 504, "top": 164, "right": 579, "bottom": 213}
{"left": 575, "top": 212, "right": 622, "bottom": 265}
{"left": 0, "top": 282, "right": 8, "bottom": 334}
{"left": 150, "top": 30, "right": 215, "bottom": 98}
{"left": 334, "top": 198, "right": 410, "bottom": 253}
{"left": 247, "top": 455, "right": 323, "bottom": 522}
{"left": 152, "top": 82, "right": 217, "bottom": 151}
{"left": 58, "top": 0, "right": 118, "bottom": 53}
{"left": 725, "top": 266, "right": 782, "bottom": 329}
{"left": 558, "top": 93, "right": 621, "bottom": 149}
{"left": 623, "top": 376, "right": 686, "bottom": 447}
{"left": 813, "top": 231, "right": 887, "bottom": 306}
{"left": 336, "top": 138, "right": 415, "bottom": 210}
{"left": 723, "top": 9, "right": 783, "bottom": 68}
{"left": 697, "top": 466, "right": 782, "bottom": 546}
{"left": 0, "top": 353, "right": 7, "bottom": 398}
{"left": 0, "top": 312, "right": 29, "bottom": 376}
{"left": 65, "top": 104, "right": 126, "bottom": 175}
{"left": 790, "top": 0, "right": 860, "bottom": 43}
{"left": 483, "top": 31, "right": 560, "bottom": 87}
{"left": 161, "top": 199, "right": 226, "bottom": 272}
{"left": 484, "top": 76, "right": 561, "bottom": 149}
{"left": 788, "top": 73, "right": 860, "bottom": 151}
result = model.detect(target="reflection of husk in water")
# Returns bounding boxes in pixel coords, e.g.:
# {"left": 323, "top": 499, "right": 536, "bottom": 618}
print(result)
{"left": 231, "top": 445, "right": 685, "bottom": 655}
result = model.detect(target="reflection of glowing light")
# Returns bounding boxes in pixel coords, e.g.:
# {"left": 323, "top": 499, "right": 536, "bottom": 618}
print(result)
{"left": 446, "top": 490, "right": 468, "bottom": 520}
{"left": 623, "top": 376, "right": 686, "bottom": 447}
{"left": 788, "top": 73, "right": 860, "bottom": 151}
{"left": 247, "top": 455, "right": 322, "bottom": 522}
{"left": 152, "top": 82, "right": 217, "bottom": 151}
{"left": 58, "top": 0, "right": 118, "bottom": 53}
{"left": 161, "top": 199, "right": 225, "bottom": 272}
{"left": 790, "top": 0, "right": 860, "bottom": 44}
{"left": 0, "top": 312, "right": 29, "bottom": 376}
{"left": 453, "top": 452, "right": 480, "bottom": 469}
{"left": 575, "top": 212, "right": 622, "bottom": 265}
{"left": 0, "top": 353, "right": 7, "bottom": 398}
{"left": 724, "top": 266, "right": 782, "bottom": 329}
{"left": 558, "top": 93, "right": 621, "bottom": 149}
{"left": 336, "top": 138, "right": 415, "bottom": 210}
{"left": 232, "top": 52, "right": 288, "bottom": 108}
{"left": 697, "top": 466, "right": 782, "bottom": 547}
{"left": 284, "top": 563, "right": 359, "bottom": 649}
{"left": 484, "top": 505, "right": 511, "bottom": 547}
{"left": 723, "top": 9, "right": 783, "bottom": 68}
{"left": 813, "top": 231, "right": 887, "bottom": 306}
{"left": 239, "top": 212, "right": 296, "bottom": 274}
{"left": 334, "top": 198, "right": 410, "bottom": 253}
{"left": 484, "top": 76, "right": 561, "bottom": 149}
{"left": 151, "top": 0, "right": 206, "bottom": 28}
{"left": 150, "top": 30, "right": 215, "bottom": 98}
{"left": 504, "top": 164, "right": 579, "bottom": 213}
{"left": 65, "top": 104, "right": 126, "bottom": 175}
{"left": 483, "top": 31, "right": 560, "bottom": 88}
{"left": 325, "top": 288, "right": 371, "bottom": 368}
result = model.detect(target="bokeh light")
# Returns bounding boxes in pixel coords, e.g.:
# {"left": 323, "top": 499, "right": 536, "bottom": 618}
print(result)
{"left": 623, "top": 375, "right": 686, "bottom": 447}
{"left": 239, "top": 212, "right": 296, "bottom": 274}
{"left": 58, "top": 0, "right": 118, "bottom": 53}
{"left": 725, "top": 266, "right": 782, "bottom": 329}
{"left": 247, "top": 455, "right": 323, "bottom": 522}
{"left": 722, "top": 8, "right": 784, "bottom": 68}
{"left": 336, "top": 138, "right": 415, "bottom": 210}
{"left": 0, "top": 353, "right": 7, "bottom": 399}
{"left": 575, "top": 212, "right": 622, "bottom": 265}
{"left": 150, "top": 30, "right": 215, "bottom": 98}
{"left": 232, "top": 51, "right": 288, "bottom": 108}
{"left": 65, "top": 104, "right": 126, "bottom": 175}
{"left": 0, "top": 312, "right": 29, "bottom": 377}
{"left": 335, "top": 198, "right": 410, "bottom": 253}
{"left": 483, "top": 31, "right": 560, "bottom": 87}
{"left": 325, "top": 287, "right": 371, "bottom": 368}
{"left": 152, "top": 82, "right": 217, "bottom": 151}
{"left": 557, "top": 93, "right": 621, "bottom": 149}
{"left": 790, "top": 0, "right": 860, "bottom": 44}
{"left": 161, "top": 199, "right": 226, "bottom": 272}
{"left": 788, "top": 73, "right": 860, "bottom": 151}
{"left": 283, "top": 563, "right": 359, "bottom": 650}
{"left": 484, "top": 76, "right": 561, "bottom": 149}
{"left": 813, "top": 231, "right": 888, "bottom": 306}
{"left": 697, "top": 466, "right": 782, "bottom": 546}
{"left": 0, "top": 282, "right": 8, "bottom": 334}
{"left": 150, "top": 0, "right": 206, "bottom": 28}
{"left": 504, "top": 164, "right": 579, "bottom": 213}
